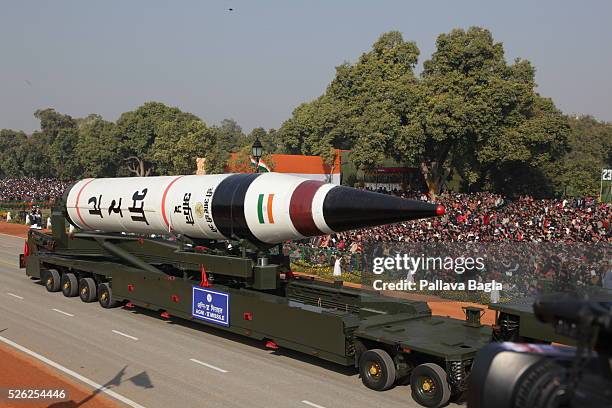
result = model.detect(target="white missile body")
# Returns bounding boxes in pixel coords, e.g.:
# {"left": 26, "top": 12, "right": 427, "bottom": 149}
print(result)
{"left": 64, "top": 173, "right": 441, "bottom": 246}
{"left": 66, "top": 174, "right": 229, "bottom": 240}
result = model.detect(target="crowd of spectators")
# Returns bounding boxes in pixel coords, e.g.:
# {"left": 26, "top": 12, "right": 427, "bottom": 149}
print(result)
{"left": 0, "top": 178, "right": 71, "bottom": 201}
{"left": 310, "top": 189, "right": 610, "bottom": 248}
{"left": 288, "top": 188, "right": 611, "bottom": 299}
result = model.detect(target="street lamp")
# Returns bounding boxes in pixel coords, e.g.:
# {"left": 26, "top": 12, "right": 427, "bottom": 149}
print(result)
{"left": 251, "top": 137, "right": 263, "bottom": 173}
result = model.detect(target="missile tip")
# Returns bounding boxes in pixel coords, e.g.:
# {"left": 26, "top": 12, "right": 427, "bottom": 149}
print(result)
{"left": 435, "top": 205, "right": 446, "bottom": 216}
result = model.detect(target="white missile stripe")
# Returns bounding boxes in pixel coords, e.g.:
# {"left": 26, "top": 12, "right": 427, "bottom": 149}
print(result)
{"left": 243, "top": 173, "right": 306, "bottom": 244}
{"left": 167, "top": 174, "right": 230, "bottom": 240}
{"left": 311, "top": 183, "right": 336, "bottom": 234}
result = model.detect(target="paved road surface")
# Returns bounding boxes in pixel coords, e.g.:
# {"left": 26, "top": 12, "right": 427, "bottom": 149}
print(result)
{"left": 0, "top": 233, "right": 462, "bottom": 408}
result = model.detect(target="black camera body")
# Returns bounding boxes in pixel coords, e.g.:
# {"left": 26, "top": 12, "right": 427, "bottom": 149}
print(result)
{"left": 468, "top": 295, "right": 612, "bottom": 408}
{"left": 468, "top": 342, "right": 612, "bottom": 408}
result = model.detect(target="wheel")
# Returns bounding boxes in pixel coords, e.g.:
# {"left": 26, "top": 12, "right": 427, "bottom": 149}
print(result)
{"left": 44, "top": 269, "right": 61, "bottom": 292}
{"left": 410, "top": 363, "right": 451, "bottom": 408}
{"left": 61, "top": 273, "right": 78, "bottom": 297}
{"left": 98, "top": 283, "right": 119, "bottom": 308}
{"left": 359, "top": 349, "right": 396, "bottom": 391}
{"left": 78, "top": 277, "right": 97, "bottom": 302}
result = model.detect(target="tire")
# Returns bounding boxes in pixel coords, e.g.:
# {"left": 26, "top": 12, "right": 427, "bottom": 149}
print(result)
{"left": 98, "top": 283, "right": 119, "bottom": 309}
{"left": 44, "top": 269, "right": 61, "bottom": 292}
{"left": 61, "top": 273, "right": 78, "bottom": 297}
{"left": 78, "top": 277, "right": 97, "bottom": 302}
{"left": 359, "top": 349, "right": 396, "bottom": 391}
{"left": 410, "top": 363, "right": 451, "bottom": 408}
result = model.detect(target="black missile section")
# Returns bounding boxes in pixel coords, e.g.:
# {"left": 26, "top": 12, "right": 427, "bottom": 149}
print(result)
{"left": 322, "top": 186, "right": 444, "bottom": 232}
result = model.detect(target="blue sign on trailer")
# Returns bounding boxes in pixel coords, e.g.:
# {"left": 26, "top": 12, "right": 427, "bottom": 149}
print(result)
{"left": 192, "top": 287, "right": 230, "bottom": 327}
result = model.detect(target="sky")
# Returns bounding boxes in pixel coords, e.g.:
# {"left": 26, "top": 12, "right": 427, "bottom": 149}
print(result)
{"left": 1, "top": 0, "right": 611, "bottom": 134}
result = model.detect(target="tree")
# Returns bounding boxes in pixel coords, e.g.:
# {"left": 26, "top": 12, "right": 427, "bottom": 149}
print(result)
{"left": 150, "top": 119, "right": 216, "bottom": 175}
{"left": 49, "top": 128, "right": 82, "bottom": 180}
{"left": 75, "top": 116, "right": 121, "bottom": 178}
{"left": 0, "top": 129, "right": 27, "bottom": 177}
{"left": 34, "top": 108, "right": 77, "bottom": 144}
{"left": 204, "top": 142, "right": 230, "bottom": 174}
{"left": 197, "top": 119, "right": 248, "bottom": 174}
{"left": 278, "top": 31, "right": 420, "bottom": 168}
{"left": 212, "top": 119, "right": 245, "bottom": 153}
{"left": 19, "top": 136, "right": 54, "bottom": 178}
{"left": 115, "top": 102, "right": 200, "bottom": 176}
{"left": 406, "top": 27, "right": 569, "bottom": 195}
{"left": 279, "top": 28, "right": 570, "bottom": 196}
{"left": 549, "top": 115, "right": 612, "bottom": 196}
{"left": 34, "top": 108, "right": 79, "bottom": 179}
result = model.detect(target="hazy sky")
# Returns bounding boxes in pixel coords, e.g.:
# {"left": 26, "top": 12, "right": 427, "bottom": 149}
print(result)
{"left": 1, "top": 0, "right": 611, "bottom": 134}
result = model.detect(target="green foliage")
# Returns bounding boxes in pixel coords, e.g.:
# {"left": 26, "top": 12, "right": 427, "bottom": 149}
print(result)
{"left": 212, "top": 119, "right": 245, "bottom": 153}
{"left": 204, "top": 143, "right": 230, "bottom": 174}
{"left": 0, "top": 130, "right": 27, "bottom": 177}
{"left": 20, "top": 136, "right": 54, "bottom": 178}
{"left": 204, "top": 119, "right": 249, "bottom": 173}
{"left": 278, "top": 27, "right": 571, "bottom": 197}
{"left": 34, "top": 108, "right": 77, "bottom": 144}
{"left": 75, "top": 115, "right": 121, "bottom": 178}
{"left": 407, "top": 28, "right": 569, "bottom": 196}
{"left": 548, "top": 116, "right": 612, "bottom": 196}
{"left": 116, "top": 102, "right": 200, "bottom": 176}
{"left": 151, "top": 119, "right": 216, "bottom": 175}
{"left": 31, "top": 109, "right": 79, "bottom": 180}
{"left": 0, "top": 103, "right": 237, "bottom": 179}
{"left": 279, "top": 31, "right": 420, "bottom": 167}
{"left": 49, "top": 128, "right": 82, "bottom": 180}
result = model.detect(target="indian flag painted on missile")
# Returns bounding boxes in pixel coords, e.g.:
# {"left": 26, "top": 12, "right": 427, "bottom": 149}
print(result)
{"left": 249, "top": 156, "right": 271, "bottom": 172}
{"left": 257, "top": 193, "right": 275, "bottom": 224}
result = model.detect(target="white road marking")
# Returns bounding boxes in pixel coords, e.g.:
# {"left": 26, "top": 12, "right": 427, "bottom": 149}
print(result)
{"left": 302, "top": 400, "right": 328, "bottom": 408}
{"left": 189, "top": 358, "right": 228, "bottom": 373}
{"left": 52, "top": 308, "right": 74, "bottom": 317}
{"left": 0, "top": 335, "right": 147, "bottom": 408}
{"left": 7, "top": 292, "right": 24, "bottom": 300}
{"left": 112, "top": 330, "right": 139, "bottom": 341}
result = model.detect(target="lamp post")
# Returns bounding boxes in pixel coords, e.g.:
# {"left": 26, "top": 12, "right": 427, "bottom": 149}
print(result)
{"left": 251, "top": 137, "right": 263, "bottom": 173}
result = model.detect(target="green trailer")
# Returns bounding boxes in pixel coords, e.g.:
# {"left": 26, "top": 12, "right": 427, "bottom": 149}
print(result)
{"left": 20, "top": 211, "right": 492, "bottom": 408}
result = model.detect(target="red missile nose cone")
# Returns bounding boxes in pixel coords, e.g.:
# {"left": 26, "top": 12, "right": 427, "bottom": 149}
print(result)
{"left": 436, "top": 205, "right": 446, "bottom": 216}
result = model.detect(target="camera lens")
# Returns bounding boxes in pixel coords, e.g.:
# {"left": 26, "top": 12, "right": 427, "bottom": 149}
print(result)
{"left": 514, "top": 360, "right": 571, "bottom": 408}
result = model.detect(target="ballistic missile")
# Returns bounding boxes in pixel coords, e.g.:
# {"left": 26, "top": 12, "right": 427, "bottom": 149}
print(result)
{"left": 63, "top": 173, "right": 444, "bottom": 246}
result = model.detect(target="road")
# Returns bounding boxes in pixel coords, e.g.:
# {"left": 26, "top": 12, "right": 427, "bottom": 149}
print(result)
{"left": 0, "top": 233, "right": 462, "bottom": 408}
